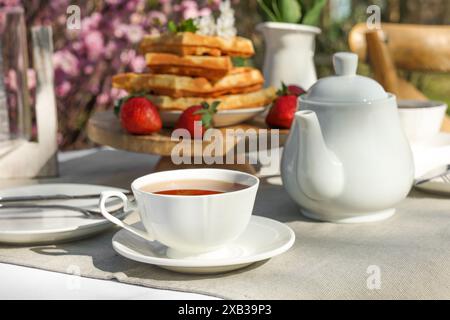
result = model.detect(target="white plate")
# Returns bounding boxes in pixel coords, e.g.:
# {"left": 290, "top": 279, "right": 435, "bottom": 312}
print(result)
{"left": 112, "top": 215, "right": 295, "bottom": 274}
{"left": 415, "top": 180, "right": 450, "bottom": 196}
{"left": 410, "top": 132, "right": 450, "bottom": 179}
{"left": 415, "top": 171, "right": 450, "bottom": 195}
{"left": 160, "top": 106, "right": 267, "bottom": 128}
{"left": 0, "top": 184, "right": 134, "bottom": 245}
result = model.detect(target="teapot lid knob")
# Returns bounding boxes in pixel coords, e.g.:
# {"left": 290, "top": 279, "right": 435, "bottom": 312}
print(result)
{"left": 333, "top": 52, "right": 358, "bottom": 76}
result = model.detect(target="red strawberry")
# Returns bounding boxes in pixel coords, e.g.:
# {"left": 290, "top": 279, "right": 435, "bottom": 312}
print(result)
{"left": 175, "top": 101, "right": 219, "bottom": 139}
{"left": 118, "top": 96, "right": 162, "bottom": 135}
{"left": 287, "top": 84, "right": 306, "bottom": 96}
{"left": 266, "top": 83, "right": 298, "bottom": 129}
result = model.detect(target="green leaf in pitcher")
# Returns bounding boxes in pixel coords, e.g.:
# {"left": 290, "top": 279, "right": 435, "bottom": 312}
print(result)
{"left": 257, "top": 0, "right": 326, "bottom": 25}
{"left": 279, "top": 0, "right": 302, "bottom": 24}
{"left": 302, "top": 0, "right": 327, "bottom": 26}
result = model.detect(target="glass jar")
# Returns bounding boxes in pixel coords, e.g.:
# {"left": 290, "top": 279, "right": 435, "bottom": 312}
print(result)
{"left": 0, "top": 6, "right": 31, "bottom": 143}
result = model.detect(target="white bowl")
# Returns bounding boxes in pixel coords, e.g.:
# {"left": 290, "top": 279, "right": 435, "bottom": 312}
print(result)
{"left": 160, "top": 106, "right": 267, "bottom": 128}
{"left": 398, "top": 100, "right": 448, "bottom": 144}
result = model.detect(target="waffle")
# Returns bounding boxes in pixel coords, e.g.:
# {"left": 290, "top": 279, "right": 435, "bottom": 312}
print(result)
{"left": 146, "top": 53, "right": 232, "bottom": 81}
{"left": 112, "top": 67, "right": 264, "bottom": 98}
{"left": 142, "top": 45, "right": 223, "bottom": 57}
{"left": 146, "top": 87, "right": 277, "bottom": 111}
{"left": 140, "top": 32, "right": 255, "bottom": 57}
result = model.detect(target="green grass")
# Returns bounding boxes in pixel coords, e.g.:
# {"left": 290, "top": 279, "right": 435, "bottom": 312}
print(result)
{"left": 419, "top": 74, "right": 450, "bottom": 112}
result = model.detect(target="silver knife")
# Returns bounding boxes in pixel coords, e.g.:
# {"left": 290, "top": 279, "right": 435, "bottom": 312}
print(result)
{"left": 0, "top": 191, "right": 133, "bottom": 203}
{"left": 415, "top": 165, "right": 450, "bottom": 185}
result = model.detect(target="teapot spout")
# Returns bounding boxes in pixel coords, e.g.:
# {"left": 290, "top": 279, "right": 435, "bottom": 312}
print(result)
{"left": 296, "top": 110, "right": 345, "bottom": 200}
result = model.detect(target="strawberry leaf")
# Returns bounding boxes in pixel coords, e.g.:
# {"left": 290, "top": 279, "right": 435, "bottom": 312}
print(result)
{"left": 210, "top": 101, "right": 220, "bottom": 113}
{"left": 276, "top": 82, "right": 289, "bottom": 96}
{"left": 200, "top": 102, "right": 210, "bottom": 110}
{"left": 193, "top": 101, "right": 220, "bottom": 129}
{"left": 202, "top": 113, "right": 213, "bottom": 128}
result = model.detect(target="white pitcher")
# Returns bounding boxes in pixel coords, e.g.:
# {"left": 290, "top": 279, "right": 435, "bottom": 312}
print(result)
{"left": 257, "top": 22, "right": 320, "bottom": 90}
{"left": 281, "top": 52, "right": 414, "bottom": 223}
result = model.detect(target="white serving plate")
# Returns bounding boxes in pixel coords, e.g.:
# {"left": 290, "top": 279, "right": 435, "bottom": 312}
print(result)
{"left": 160, "top": 106, "right": 267, "bottom": 128}
{"left": 0, "top": 184, "right": 133, "bottom": 245}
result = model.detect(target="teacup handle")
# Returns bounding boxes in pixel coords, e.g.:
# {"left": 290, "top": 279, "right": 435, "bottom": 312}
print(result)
{"left": 99, "top": 191, "right": 154, "bottom": 242}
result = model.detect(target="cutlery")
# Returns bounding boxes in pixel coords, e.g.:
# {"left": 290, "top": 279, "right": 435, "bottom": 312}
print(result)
{"left": 0, "top": 191, "right": 133, "bottom": 203}
{"left": 415, "top": 165, "right": 450, "bottom": 185}
{"left": 0, "top": 203, "right": 130, "bottom": 218}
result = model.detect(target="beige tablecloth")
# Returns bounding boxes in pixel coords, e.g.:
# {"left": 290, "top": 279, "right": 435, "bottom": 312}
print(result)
{"left": 0, "top": 149, "right": 449, "bottom": 299}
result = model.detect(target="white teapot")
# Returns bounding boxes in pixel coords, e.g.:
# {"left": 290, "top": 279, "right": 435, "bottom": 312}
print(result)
{"left": 281, "top": 52, "right": 414, "bottom": 223}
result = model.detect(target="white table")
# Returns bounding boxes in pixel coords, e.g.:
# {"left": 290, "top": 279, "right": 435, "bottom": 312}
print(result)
{"left": 0, "top": 263, "right": 216, "bottom": 300}
{"left": 1, "top": 148, "right": 449, "bottom": 299}
{"left": 0, "top": 149, "right": 221, "bottom": 300}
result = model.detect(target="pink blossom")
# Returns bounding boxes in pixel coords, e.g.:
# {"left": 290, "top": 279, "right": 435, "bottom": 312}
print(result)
{"left": 0, "top": 0, "right": 21, "bottom": 6}
{"left": 160, "top": 0, "right": 172, "bottom": 15}
{"left": 148, "top": 10, "right": 167, "bottom": 26}
{"left": 96, "top": 92, "right": 110, "bottom": 105}
{"left": 126, "top": 24, "right": 144, "bottom": 44}
{"left": 104, "top": 41, "right": 118, "bottom": 59}
{"left": 183, "top": 7, "right": 200, "bottom": 19}
{"left": 199, "top": 8, "right": 212, "bottom": 17}
{"left": 83, "top": 65, "right": 94, "bottom": 75}
{"left": 114, "top": 23, "right": 129, "bottom": 39}
{"left": 105, "top": 0, "right": 121, "bottom": 5}
{"left": 181, "top": 0, "right": 198, "bottom": 9}
{"left": 130, "top": 13, "right": 143, "bottom": 25}
{"left": 27, "top": 69, "right": 36, "bottom": 90}
{"left": 130, "top": 56, "right": 146, "bottom": 73}
{"left": 71, "top": 41, "right": 83, "bottom": 52}
{"left": 111, "top": 88, "right": 127, "bottom": 100}
{"left": 49, "top": 0, "right": 70, "bottom": 12}
{"left": 56, "top": 81, "right": 71, "bottom": 97}
{"left": 5, "top": 69, "right": 17, "bottom": 91}
{"left": 84, "top": 31, "right": 105, "bottom": 60}
{"left": 119, "top": 50, "right": 135, "bottom": 65}
{"left": 57, "top": 15, "right": 66, "bottom": 25}
{"left": 88, "top": 83, "right": 100, "bottom": 95}
{"left": 180, "top": 0, "right": 200, "bottom": 19}
{"left": 81, "top": 13, "right": 102, "bottom": 33}
{"left": 125, "top": 0, "right": 142, "bottom": 11}
{"left": 0, "top": 0, "right": 235, "bottom": 149}
{"left": 53, "top": 50, "right": 79, "bottom": 77}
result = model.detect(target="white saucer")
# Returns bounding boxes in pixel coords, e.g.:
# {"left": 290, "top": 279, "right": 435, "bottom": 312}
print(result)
{"left": 160, "top": 106, "right": 267, "bottom": 128}
{"left": 411, "top": 132, "right": 450, "bottom": 179}
{"left": 415, "top": 177, "right": 450, "bottom": 196}
{"left": 112, "top": 215, "right": 295, "bottom": 274}
{"left": 0, "top": 184, "right": 134, "bottom": 245}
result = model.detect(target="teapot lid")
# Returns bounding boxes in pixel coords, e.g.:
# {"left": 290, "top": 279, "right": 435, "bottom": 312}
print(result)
{"left": 302, "top": 52, "right": 389, "bottom": 104}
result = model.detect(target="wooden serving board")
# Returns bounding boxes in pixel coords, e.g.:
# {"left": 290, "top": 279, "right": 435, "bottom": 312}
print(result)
{"left": 87, "top": 111, "right": 289, "bottom": 158}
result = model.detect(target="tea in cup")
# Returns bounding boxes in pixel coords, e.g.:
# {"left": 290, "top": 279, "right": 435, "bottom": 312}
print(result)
{"left": 100, "top": 169, "right": 259, "bottom": 258}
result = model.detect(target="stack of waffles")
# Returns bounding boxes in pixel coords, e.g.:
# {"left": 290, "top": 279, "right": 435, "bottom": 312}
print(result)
{"left": 113, "top": 32, "right": 276, "bottom": 112}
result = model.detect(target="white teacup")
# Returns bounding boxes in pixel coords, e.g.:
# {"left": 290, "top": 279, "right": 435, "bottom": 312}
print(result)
{"left": 100, "top": 169, "right": 259, "bottom": 258}
{"left": 398, "top": 100, "right": 448, "bottom": 144}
